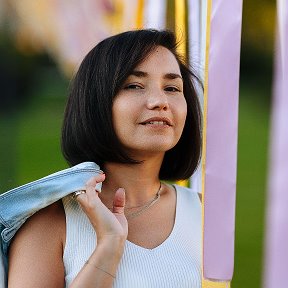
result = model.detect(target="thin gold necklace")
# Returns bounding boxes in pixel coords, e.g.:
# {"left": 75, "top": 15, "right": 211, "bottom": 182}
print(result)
{"left": 126, "top": 183, "right": 162, "bottom": 220}
{"left": 107, "top": 183, "right": 162, "bottom": 220}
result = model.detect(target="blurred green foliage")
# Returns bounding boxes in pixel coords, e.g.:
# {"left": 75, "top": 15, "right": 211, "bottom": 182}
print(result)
{"left": 241, "top": 0, "right": 276, "bottom": 98}
{"left": 233, "top": 82, "right": 271, "bottom": 288}
{"left": 0, "top": 34, "right": 69, "bottom": 190}
{"left": 242, "top": 0, "right": 276, "bottom": 56}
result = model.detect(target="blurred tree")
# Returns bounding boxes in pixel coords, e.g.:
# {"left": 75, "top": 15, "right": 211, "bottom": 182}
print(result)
{"left": 240, "top": 0, "right": 276, "bottom": 104}
{"left": 242, "top": 0, "right": 276, "bottom": 56}
{"left": 0, "top": 29, "right": 60, "bottom": 191}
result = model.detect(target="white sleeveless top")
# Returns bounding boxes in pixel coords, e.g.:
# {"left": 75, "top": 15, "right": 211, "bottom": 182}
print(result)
{"left": 62, "top": 184, "right": 202, "bottom": 288}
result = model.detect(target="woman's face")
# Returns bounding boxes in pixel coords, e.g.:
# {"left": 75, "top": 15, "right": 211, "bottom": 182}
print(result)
{"left": 112, "top": 46, "right": 187, "bottom": 158}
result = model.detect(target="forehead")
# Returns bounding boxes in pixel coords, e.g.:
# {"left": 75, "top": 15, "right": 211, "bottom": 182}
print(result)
{"left": 134, "top": 46, "right": 181, "bottom": 74}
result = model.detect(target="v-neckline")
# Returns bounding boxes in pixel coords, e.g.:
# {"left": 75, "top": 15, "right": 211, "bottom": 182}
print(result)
{"left": 125, "top": 184, "right": 179, "bottom": 251}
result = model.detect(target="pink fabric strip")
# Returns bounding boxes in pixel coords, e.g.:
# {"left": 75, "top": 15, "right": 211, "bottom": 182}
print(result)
{"left": 264, "top": 1, "right": 288, "bottom": 287}
{"left": 203, "top": 0, "right": 243, "bottom": 280}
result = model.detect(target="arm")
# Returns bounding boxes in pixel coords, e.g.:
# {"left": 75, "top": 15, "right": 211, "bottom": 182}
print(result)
{"left": 8, "top": 175, "right": 127, "bottom": 288}
{"left": 69, "top": 238, "right": 124, "bottom": 288}
{"left": 8, "top": 201, "right": 66, "bottom": 288}
{"left": 70, "top": 175, "right": 128, "bottom": 288}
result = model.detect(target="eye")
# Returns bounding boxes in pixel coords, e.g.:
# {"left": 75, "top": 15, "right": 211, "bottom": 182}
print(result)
{"left": 124, "top": 84, "right": 144, "bottom": 90}
{"left": 164, "top": 86, "right": 181, "bottom": 92}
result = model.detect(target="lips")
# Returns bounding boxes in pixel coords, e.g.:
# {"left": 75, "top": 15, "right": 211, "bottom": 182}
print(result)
{"left": 140, "top": 117, "right": 172, "bottom": 126}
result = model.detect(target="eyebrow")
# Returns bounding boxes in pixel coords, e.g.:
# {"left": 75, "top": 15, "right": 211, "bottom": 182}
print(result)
{"left": 130, "top": 70, "right": 183, "bottom": 81}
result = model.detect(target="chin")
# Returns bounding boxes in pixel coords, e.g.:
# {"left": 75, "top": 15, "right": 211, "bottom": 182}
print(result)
{"left": 122, "top": 137, "right": 180, "bottom": 157}
{"left": 139, "top": 142, "right": 177, "bottom": 153}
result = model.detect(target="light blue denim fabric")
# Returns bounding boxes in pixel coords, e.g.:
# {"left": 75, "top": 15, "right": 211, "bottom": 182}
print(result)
{"left": 0, "top": 162, "right": 101, "bottom": 288}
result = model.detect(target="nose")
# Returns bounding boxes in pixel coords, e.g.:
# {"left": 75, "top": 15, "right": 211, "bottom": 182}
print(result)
{"left": 146, "top": 89, "right": 169, "bottom": 111}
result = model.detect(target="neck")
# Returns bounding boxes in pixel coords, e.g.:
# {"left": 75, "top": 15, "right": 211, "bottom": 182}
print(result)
{"left": 101, "top": 154, "right": 164, "bottom": 206}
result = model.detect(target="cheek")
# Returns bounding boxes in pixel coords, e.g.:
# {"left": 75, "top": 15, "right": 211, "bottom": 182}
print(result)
{"left": 112, "top": 95, "right": 136, "bottom": 119}
{"left": 175, "top": 98, "right": 187, "bottom": 126}
{"left": 112, "top": 97, "right": 127, "bottom": 124}
{"left": 112, "top": 99, "right": 134, "bottom": 138}
{"left": 112, "top": 101, "right": 123, "bottom": 137}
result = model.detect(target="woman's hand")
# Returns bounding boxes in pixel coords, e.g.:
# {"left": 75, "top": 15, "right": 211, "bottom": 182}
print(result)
{"left": 76, "top": 175, "right": 128, "bottom": 245}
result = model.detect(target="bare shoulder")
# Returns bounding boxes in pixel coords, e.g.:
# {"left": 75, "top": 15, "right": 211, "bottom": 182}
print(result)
{"left": 8, "top": 200, "right": 66, "bottom": 288}
{"left": 11, "top": 200, "right": 66, "bottom": 246}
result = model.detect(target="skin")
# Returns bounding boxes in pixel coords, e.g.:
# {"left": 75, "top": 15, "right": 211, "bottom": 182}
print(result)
{"left": 8, "top": 46, "right": 187, "bottom": 287}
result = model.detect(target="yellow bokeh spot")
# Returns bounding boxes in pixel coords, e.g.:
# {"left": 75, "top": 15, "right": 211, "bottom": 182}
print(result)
{"left": 175, "top": 179, "right": 189, "bottom": 187}
{"left": 202, "top": 279, "right": 231, "bottom": 288}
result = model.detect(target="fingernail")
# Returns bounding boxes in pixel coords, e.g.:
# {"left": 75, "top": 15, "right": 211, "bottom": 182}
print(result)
{"left": 95, "top": 182, "right": 102, "bottom": 193}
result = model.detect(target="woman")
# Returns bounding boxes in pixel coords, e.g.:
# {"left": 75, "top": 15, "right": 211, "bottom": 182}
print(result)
{"left": 8, "top": 29, "right": 202, "bottom": 287}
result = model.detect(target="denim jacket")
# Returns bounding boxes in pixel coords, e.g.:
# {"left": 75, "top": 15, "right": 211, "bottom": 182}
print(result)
{"left": 0, "top": 162, "right": 102, "bottom": 288}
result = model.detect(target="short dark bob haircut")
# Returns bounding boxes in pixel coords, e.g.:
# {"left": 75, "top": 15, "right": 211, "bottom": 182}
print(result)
{"left": 62, "top": 29, "right": 202, "bottom": 181}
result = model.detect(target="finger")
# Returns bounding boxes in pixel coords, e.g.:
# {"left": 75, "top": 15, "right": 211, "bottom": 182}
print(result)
{"left": 86, "top": 173, "right": 105, "bottom": 187}
{"left": 113, "top": 188, "right": 126, "bottom": 214}
{"left": 86, "top": 174, "right": 105, "bottom": 199}
{"left": 77, "top": 174, "right": 105, "bottom": 206}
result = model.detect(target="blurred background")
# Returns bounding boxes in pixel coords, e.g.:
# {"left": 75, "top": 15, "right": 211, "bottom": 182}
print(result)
{"left": 0, "top": 0, "right": 276, "bottom": 287}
